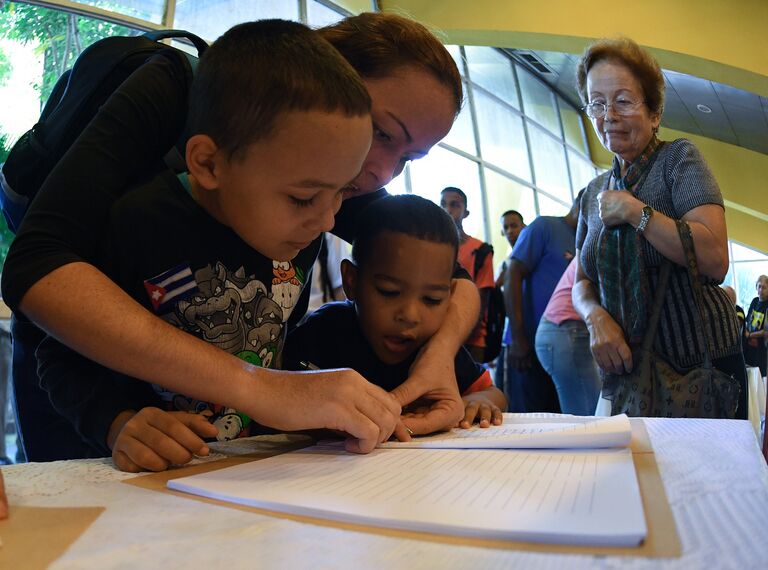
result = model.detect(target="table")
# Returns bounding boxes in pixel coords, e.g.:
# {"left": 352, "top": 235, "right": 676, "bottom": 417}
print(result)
{"left": 3, "top": 418, "right": 768, "bottom": 569}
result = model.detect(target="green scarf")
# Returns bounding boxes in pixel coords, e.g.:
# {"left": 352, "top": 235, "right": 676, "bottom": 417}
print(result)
{"left": 596, "top": 136, "right": 663, "bottom": 347}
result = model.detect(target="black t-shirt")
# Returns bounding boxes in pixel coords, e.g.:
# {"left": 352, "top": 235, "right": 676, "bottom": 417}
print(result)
{"left": 284, "top": 300, "right": 488, "bottom": 394}
{"left": 744, "top": 297, "right": 767, "bottom": 374}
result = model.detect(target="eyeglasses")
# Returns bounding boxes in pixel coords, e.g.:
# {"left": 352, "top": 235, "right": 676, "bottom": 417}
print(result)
{"left": 582, "top": 99, "right": 646, "bottom": 119}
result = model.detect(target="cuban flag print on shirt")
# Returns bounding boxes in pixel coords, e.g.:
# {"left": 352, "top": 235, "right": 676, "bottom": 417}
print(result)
{"left": 143, "top": 262, "right": 198, "bottom": 314}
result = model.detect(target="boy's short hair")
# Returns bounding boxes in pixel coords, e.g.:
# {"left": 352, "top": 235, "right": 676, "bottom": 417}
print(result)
{"left": 501, "top": 210, "right": 524, "bottom": 223}
{"left": 352, "top": 195, "right": 459, "bottom": 268}
{"left": 441, "top": 186, "right": 468, "bottom": 207}
{"left": 188, "top": 19, "right": 371, "bottom": 159}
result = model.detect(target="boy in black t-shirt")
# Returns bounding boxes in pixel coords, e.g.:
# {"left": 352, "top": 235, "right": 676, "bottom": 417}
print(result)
{"left": 286, "top": 195, "right": 507, "bottom": 428}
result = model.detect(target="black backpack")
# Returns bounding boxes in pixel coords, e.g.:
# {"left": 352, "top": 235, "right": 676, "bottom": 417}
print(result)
{"left": 473, "top": 242, "right": 505, "bottom": 363}
{"left": 0, "top": 29, "right": 208, "bottom": 233}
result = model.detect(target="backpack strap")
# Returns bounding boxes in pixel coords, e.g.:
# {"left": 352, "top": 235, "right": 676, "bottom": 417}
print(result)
{"left": 473, "top": 242, "right": 494, "bottom": 279}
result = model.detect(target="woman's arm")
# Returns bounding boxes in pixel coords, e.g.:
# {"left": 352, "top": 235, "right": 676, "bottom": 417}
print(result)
{"left": 21, "top": 264, "right": 403, "bottom": 453}
{"left": 391, "top": 277, "right": 479, "bottom": 434}
{"left": 597, "top": 193, "right": 727, "bottom": 280}
{"left": 571, "top": 253, "right": 633, "bottom": 374}
{"left": 596, "top": 141, "right": 729, "bottom": 281}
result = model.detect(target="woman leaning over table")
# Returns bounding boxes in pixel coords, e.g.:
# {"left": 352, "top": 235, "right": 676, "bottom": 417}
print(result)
{"left": 1, "top": 13, "right": 475, "bottom": 463}
{"left": 570, "top": 38, "right": 747, "bottom": 418}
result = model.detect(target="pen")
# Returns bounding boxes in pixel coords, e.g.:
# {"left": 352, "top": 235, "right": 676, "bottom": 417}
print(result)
{"left": 298, "top": 360, "right": 320, "bottom": 371}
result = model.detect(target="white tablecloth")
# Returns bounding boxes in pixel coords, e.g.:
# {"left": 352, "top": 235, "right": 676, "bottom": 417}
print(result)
{"left": 4, "top": 418, "right": 768, "bottom": 569}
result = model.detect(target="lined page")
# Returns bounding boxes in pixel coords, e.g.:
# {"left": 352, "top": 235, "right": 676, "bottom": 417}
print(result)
{"left": 168, "top": 445, "right": 646, "bottom": 546}
{"left": 378, "top": 413, "right": 632, "bottom": 449}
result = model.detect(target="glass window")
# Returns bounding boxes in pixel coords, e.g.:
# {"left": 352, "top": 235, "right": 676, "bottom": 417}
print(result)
{"left": 473, "top": 90, "right": 530, "bottom": 180}
{"left": 528, "top": 123, "right": 571, "bottom": 202}
{"left": 446, "top": 45, "right": 465, "bottom": 76}
{"left": 408, "top": 146, "right": 484, "bottom": 238}
{"left": 484, "top": 169, "right": 536, "bottom": 260}
{"left": 537, "top": 193, "right": 569, "bottom": 217}
{"left": 76, "top": 0, "right": 165, "bottom": 24}
{"left": 734, "top": 261, "right": 768, "bottom": 308}
{"left": 0, "top": 2, "right": 137, "bottom": 130}
{"left": 731, "top": 241, "right": 766, "bottom": 262}
{"left": 441, "top": 89, "right": 476, "bottom": 155}
{"left": 517, "top": 64, "right": 559, "bottom": 135}
{"left": 385, "top": 166, "right": 408, "bottom": 196}
{"left": 567, "top": 149, "right": 597, "bottom": 193}
{"left": 464, "top": 46, "right": 518, "bottom": 109}
{"left": 559, "top": 97, "right": 587, "bottom": 154}
{"left": 307, "top": 0, "right": 345, "bottom": 28}
{"left": 173, "top": 0, "right": 299, "bottom": 42}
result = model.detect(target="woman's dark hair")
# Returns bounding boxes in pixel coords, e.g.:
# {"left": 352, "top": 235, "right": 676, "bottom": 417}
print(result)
{"left": 318, "top": 12, "right": 463, "bottom": 115}
{"left": 576, "top": 37, "right": 665, "bottom": 116}
{"left": 352, "top": 194, "right": 458, "bottom": 268}
{"left": 188, "top": 19, "right": 371, "bottom": 159}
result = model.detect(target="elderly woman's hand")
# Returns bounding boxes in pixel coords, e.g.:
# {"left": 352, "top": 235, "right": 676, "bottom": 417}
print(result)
{"left": 597, "top": 190, "right": 642, "bottom": 228}
{"left": 586, "top": 309, "right": 633, "bottom": 374}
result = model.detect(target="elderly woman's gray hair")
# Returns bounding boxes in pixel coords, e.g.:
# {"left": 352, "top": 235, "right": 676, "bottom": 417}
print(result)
{"left": 576, "top": 37, "right": 665, "bottom": 116}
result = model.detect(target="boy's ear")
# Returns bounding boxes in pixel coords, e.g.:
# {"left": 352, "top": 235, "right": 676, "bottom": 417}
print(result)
{"left": 186, "top": 134, "right": 222, "bottom": 191}
{"left": 340, "top": 259, "right": 358, "bottom": 301}
{"left": 463, "top": 208, "right": 470, "bottom": 220}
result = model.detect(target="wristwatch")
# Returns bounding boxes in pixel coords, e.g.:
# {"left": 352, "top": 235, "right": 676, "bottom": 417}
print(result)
{"left": 636, "top": 205, "right": 654, "bottom": 235}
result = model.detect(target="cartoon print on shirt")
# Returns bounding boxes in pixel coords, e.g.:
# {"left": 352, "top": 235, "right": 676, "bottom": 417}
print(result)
{"left": 211, "top": 407, "right": 251, "bottom": 441}
{"left": 272, "top": 260, "right": 304, "bottom": 314}
{"left": 145, "top": 260, "right": 306, "bottom": 437}
{"left": 171, "top": 262, "right": 270, "bottom": 355}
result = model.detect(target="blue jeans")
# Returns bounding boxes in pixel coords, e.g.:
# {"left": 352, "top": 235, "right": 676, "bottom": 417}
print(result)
{"left": 534, "top": 317, "right": 602, "bottom": 415}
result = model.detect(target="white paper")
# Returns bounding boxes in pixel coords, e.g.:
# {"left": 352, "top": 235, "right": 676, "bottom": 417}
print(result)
{"left": 168, "top": 443, "right": 646, "bottom": 546}
{"left": 378, "top": 413, "right": 632, "bottom": 449}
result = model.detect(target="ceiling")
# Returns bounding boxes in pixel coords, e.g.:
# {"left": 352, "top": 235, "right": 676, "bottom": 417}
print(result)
{"left": 506, "top": 49, "right": 768, "bottom": 156}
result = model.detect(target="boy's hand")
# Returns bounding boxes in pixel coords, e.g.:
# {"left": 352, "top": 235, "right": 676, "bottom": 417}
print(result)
{"left": 108, "top": 408, "right": 219, "bottom": 473}
{"left": 253, "top": 368, "right": 403, "bottom": 454}
{"left": 459, "top": 393, "right": 503, "bottom": 429}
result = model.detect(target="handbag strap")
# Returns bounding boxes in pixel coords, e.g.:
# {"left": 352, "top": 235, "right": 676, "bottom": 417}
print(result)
{"left": 674, "top": 219, "right": 715, "bottom": 367}
{"left": 640, "top": 258, "right": 672, "bottom": 352}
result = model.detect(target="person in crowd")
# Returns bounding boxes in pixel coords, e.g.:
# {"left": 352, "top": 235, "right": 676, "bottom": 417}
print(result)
{"left": 494, "top": 210, "right": 525, "bottom": 289}
{"left": 571, "top": 38, "right": 747, "bottom": 417}
{"left": 722, "top": 285, "right": 745, "bottom": 333}
{"left": 286, "top": 195, "right": 507, "bottom": 428}
{"left": 306, "top": 233, "right": 351, "bottom": 315}
{"left": 440, "top": 187, "right": 495, "bottom": 363}
{"left": 534, "top": 259, "right": 601, "bottom": 415}
{"left": 1, "top": 12, "right": 477, "bottom": 461}
{"left": 504, "top": 194, "right": 580, "bottom": 412}
{"left": 494, "top": 210, "right": 525, "bottom": 388}
{"left": 744, "top": 275, "right": 768, "bottom": 377}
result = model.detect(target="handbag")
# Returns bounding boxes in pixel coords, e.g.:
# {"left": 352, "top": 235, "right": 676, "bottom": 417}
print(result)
{"left": 611, "top": 219, "right": 741, "bottom": 418}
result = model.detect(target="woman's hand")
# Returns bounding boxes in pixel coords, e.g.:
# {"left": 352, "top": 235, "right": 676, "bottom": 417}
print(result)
{"left": 597, "top": 190, "right": 642, "bottom": 228}
{"left": 586, "top": 308, "right": 633, "bottom": 374}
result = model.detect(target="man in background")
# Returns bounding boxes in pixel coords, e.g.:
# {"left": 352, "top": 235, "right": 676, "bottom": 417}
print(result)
{"left": 495, "top": 210, "right": 525, "bottom": 388}
{"left": 504, "top": 193, "right": 582, "bottom": 412}
{"left": 440, "top": 187, "right": 494, "bottom": 363}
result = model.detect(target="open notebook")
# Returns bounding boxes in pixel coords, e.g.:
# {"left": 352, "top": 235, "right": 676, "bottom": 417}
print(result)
{"left": 168, "top": 414, "right": 646, "bottom": 547}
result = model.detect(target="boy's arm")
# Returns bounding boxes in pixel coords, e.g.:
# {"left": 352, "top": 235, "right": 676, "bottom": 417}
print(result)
{"left": 392, "top": 278, "right": 479, "bottom": 434}
{"left": 461, "top": 386, "right": 506, "bottom": 428}
{"left": 108, "top": 408, "right": 219, "bottom": 472}
{"left": 23, "top": 265, "right": 403, "bottom": 453}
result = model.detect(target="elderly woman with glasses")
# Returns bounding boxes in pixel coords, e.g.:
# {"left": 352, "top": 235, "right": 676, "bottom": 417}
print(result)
{"left": 571, "top": 38, "right": 747, "bottom": 418}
